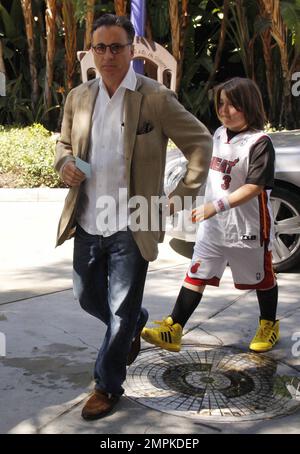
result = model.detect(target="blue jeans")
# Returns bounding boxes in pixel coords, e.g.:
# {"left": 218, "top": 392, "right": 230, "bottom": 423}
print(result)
{"left": 73, "top": 225, "right": 149, "bottom": 396}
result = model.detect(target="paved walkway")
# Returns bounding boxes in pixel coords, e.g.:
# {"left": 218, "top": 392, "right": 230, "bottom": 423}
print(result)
{"left": 0, "top": 189, "right": 299, "bottom": 434}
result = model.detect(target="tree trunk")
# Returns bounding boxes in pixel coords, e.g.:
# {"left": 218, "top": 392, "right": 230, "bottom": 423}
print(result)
{"left": 144, "top": 2, "right": 156, "bottom": 80}
{"left": 289, "top": 49, "right": 300, "bottom": 77}
{"left": 145, "top": 3, "right": 153, "bottom": 42}
{"left": 258, "top": 0, "right": 293, "bottom": 127}
{"left": 272, "top": 2, "right": 293, "bottom": 128}
{"left": 261, "top": 29, "right": 274, "bottom": 122}
{"left": 114, "top": 0, "right": 127, "bottom": 16}
{"left": 84, "top": 0, "right": 95, "bottom": 50}
{"left": 168, "top": 0, "right": 190, "bottom": 92}
{"left": 235, "top": 0, "right": 253, "bottom": 78}
{"left": 44, "top": 0, "right": 57, "bottom": 112}
{"left": 203, "top": 0, "right": 229, "bottom": 95}
{"left": 0, "top": 39, "right": 5, "bottom": 74}
{"left": 34, "top": 0, "right": 46, "bottom": 61}
{"left": 169, "top": 1, "right": 180, "bottom": 62}
{"left": 179, "top": 0, "right": 189, "bottom": 85}
{"left": 169, "top": 1, "right": 180, "bottom": 92}
{"left": 0, "top": 38, "right": 5, "bottom": 96}
{"left": 20, "top": 0, "right": 39, "bottom": 106}
{"left": 62, "top": 0, "right": 77, "bottom": 91}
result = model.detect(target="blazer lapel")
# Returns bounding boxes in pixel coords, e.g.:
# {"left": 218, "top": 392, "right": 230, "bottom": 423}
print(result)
{"left": 123, "top": 87, "right": 143, "bottom": 164}
{"left": 79, "top": 79, "right": 99, "bottom": 161}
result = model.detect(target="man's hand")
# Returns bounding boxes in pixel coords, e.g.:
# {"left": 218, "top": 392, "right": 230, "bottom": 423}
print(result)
{"left": 191, "top": 202, "right": 217, "bottom": 223}
{"left": 62, "top": 161, "right": 86, "bottom": 187}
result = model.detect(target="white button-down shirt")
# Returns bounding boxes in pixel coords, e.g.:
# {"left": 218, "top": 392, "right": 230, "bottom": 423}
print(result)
{"left": 77, "top": 66, "right": 137, "bottom": 236}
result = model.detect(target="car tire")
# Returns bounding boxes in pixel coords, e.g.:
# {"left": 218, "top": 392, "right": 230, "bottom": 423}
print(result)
{"left": 271, "top": 186, "right": 300, "bottom": 272}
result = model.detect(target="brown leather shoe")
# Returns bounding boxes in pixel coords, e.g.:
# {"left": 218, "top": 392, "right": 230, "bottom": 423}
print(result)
{"left": 81, "top": 390, "right": 119, "bottom": 420}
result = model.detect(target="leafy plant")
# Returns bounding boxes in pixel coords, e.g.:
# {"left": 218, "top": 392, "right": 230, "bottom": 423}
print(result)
{"left": 0, "top": 123, "right": 63, "bottom": 188}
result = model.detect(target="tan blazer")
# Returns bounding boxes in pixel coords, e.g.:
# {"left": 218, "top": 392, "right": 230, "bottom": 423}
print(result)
{"left": 54, "top": 74, "right": 212, "bottom": 261}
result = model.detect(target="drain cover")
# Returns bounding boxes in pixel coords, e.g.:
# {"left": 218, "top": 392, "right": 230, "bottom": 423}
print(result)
{"left": 125, "top": 345, "right": 300, "bottom": 422}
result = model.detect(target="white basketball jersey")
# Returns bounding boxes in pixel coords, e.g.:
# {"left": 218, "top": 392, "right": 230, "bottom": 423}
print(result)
{"left": 197, "top": 126, "right": 274, "bottom": 249}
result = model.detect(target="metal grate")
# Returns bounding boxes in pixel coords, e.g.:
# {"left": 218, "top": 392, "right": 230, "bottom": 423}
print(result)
{"left": 125, "top": 345, "right": 300, "bottom": 422}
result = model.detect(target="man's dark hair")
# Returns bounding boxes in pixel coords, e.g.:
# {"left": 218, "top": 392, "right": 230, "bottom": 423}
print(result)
{"left": 214, "top": 77, "right": 266, "bottom": 130}
{"left": 92, "top": 14, "right": 135, "bottom": 43}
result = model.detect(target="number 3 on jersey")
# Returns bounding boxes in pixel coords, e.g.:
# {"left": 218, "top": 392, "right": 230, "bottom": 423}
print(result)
{"left": 221, "top": 174, "right": 231, "bottom": 190}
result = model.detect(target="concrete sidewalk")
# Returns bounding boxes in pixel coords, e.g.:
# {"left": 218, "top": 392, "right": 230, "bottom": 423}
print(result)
{"left": 0, "top": 189, "right": 300, "bottom": 434}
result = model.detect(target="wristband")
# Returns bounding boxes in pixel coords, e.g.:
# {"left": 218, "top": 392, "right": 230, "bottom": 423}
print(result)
{"left": 213, "top": 196, "right": 231, "bottom": 213}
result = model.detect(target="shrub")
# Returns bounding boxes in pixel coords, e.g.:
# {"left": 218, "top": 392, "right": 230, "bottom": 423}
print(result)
{"left": 0, "top": 124, "right": 178, "bottom": 188}
{"left": 0, "top": 123, "right": 64, "bottom": 188}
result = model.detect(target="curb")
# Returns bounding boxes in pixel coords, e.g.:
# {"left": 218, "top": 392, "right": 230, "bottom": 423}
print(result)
{"left": 0, "top": 188, "right": 68, "bottom": 202}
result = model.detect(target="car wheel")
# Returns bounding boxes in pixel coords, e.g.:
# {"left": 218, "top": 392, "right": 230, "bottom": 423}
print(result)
{"left": 271, "top": 186, "right": 300, "bottom": 272}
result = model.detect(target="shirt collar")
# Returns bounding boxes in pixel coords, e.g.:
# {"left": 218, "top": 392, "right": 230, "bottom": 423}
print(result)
{"left": 99, "top": 65, "right": 137, "bottom": 93}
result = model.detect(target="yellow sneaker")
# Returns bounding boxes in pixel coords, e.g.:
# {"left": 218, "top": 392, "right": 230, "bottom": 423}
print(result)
{"left": 249, "top": 319, "right": 280, "bottom": 352}
{"left": 141, "top": 316, "right": 182, "bottom": 352}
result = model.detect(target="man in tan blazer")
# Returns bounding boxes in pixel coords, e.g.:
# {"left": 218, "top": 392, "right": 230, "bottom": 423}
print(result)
{"left": 55, "top": 14, "right": 212, "bottom": 420}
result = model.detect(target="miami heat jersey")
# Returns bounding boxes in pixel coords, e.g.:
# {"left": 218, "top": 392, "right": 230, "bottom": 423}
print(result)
{"left": 196, "top": 126, "right": 275, "bottom": 249}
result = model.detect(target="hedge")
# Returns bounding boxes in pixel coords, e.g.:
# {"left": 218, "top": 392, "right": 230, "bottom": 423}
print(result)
{"left": 0, "top": 123, "right": 64, "bottom": 188}
{"left": 0, "top": 124, "right": 179, "bottom": 188}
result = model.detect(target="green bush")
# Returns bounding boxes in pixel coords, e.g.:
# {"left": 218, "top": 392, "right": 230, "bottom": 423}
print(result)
{"left": 0, "top": 123, "right": 64, "bottom": 188}
{"left": 0, "top": 124, "right": 178, "bottom": 188}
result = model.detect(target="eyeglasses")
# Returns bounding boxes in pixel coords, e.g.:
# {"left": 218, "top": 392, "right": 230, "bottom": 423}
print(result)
{"left": 91, "top": 42, "right": 132, "bottom": 55}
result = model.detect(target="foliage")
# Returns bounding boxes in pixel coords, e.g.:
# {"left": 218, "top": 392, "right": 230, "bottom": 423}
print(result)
{"left": 0, "top": 123, "right": 63, "bottom": 187}
{"left": 0, "top": 0, "right": 113, "bottom": 130}
{"left": 0, "top": 0, "right": 300, "bottom": 133}
{"left": 281, "top": 0, "right": 300, "bottom": 52}
{"left": 179, "top": 2, "right": 220, "bottom": 124}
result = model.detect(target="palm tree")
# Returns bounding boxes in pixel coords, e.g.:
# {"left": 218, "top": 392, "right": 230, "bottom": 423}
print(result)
{"left": 258, "top": 0, "right": 293, "bottom": 127}
{"left": 62, "top": 0, "right": 77, "bottom": 91}
{"left": 0, "top": 37, "right": 5, "bottom": 96}
{"left": 0, "top": 38, "right": 5, "bottom": 74}
{"left": 254, "top": 1, "right": 274, "bottom": 123}
{"left": 114, "top": 0, "right": 127, "bottom": 16}
{"left": 203, "top": 0, "right": 230, "bottom": 95}
{"left": 169, "top": 0, "right": 189, "bottom": 92}
{"left": 20, "top": 0, "right": 39, "bottom": 106}
{"left": 227, "top": 0, "right": 253, "bottom": 78}
{"left": 84, "top": 0, "right": 95, "bottom": 50}
{"left": 44, "top": 0, "right": 57, "bottom": 112}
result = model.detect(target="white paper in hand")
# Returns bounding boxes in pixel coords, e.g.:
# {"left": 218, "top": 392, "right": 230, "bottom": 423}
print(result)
{"left": 75, "top": 157, "right": 91, "bottom": 178}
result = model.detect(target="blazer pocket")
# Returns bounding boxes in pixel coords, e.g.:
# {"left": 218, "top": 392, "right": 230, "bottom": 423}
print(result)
{"left": 135, "top": 128, "right": 156, "bottom": 140}
{"left": 136, "top": 128, "right": 154, "bottom": 136}
{"left": 134, "top": 128, "right": 160, "bottom": 161}
{"left": 136, "top": 121, "right": 154, "bottom": 135}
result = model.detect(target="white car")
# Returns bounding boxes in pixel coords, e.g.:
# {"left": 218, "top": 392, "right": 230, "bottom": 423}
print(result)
{"left": 165, "top": 130, "right": 300, "bottom": 272}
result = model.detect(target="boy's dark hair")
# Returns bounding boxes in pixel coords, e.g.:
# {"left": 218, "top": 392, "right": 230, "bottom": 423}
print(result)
{"left": 214, "top": 77, "right": 266, "bottom": 130}
{"left": 92, "top": 14, "right": 135, "bottom": 43}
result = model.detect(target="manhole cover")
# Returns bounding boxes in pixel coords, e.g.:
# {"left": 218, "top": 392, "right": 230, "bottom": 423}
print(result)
{"left": 125, "top": 345, "right": 300, "bottom": 422}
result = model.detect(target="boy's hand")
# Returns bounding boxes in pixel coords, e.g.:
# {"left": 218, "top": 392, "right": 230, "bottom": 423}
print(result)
{"left": 191, "top": 202, "right": 217, "bottom": 223}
